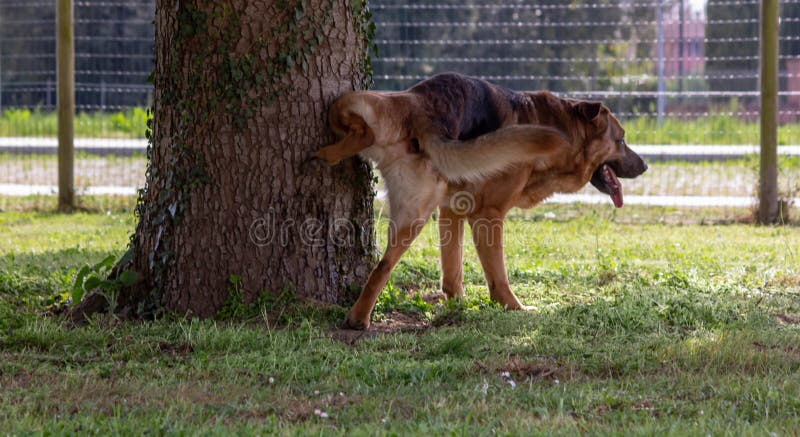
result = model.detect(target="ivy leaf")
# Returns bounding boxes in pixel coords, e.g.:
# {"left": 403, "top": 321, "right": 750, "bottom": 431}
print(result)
{"left": 72, "top": 266, "right": 91, "bottom": 303}
{"left": 93, "top": 255, "right": 117, "bottom": 272}
{"left": 118, "top": 270, "right": 141, "bottom": 287}
{"left": 83, "top": 276, "right": 102, "bottom": 292}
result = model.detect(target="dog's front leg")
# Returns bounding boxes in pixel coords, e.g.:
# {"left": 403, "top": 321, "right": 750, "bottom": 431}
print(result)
{"left": 468, "top": 210, "right": 531, "bottom": 311}
{"left": 438, "top": 206, "right": 466, "bottom": 299}
{"left": 344, "top": 219, "right": 427, "bottom": 330}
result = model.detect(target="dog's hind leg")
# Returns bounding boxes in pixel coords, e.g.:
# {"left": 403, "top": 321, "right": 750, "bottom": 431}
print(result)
{"left": 438, "top": 206, "right": 466, "bottom": 299}
{"left": 343, "top": 215, "right": 429, "bottom": 330}
{"left": 468, "top": 209, "right": 530, "bottom": 311}
{"left": 343, "top": 159, "right": 445, "bottom": 330}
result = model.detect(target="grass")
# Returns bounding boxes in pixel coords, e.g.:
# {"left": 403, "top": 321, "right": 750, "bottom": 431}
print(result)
{"left": 625, "top": 112, "right": 800, "bottom": 146}
{"left": 0, "top": 194, "right": 139, "bottom": 214}
{"left": 1, "top": 207, "right": 800, "bottom": 434}
{"left": 1, "top": 107, "right": 799, "bottom": 145}
{"left": 0, "top": 108, "right": 148, "bottom": 139}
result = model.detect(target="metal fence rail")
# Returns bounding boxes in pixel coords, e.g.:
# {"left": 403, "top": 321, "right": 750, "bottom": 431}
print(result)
{"left": 0, "top": 0, "right": 799, "bottom": 218}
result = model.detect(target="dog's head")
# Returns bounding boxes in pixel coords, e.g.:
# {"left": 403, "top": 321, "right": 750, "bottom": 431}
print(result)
{"left": 569, "top": 100, "right": 648, "bottom": 208}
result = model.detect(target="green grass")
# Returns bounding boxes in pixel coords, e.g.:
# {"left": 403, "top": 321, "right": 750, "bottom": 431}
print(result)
{"left": 0, "top": 107, "right": 148, "bottom": 139}
{"left": 1, "top": 107, "right": 799, "bottom": 145}
{"left": 2, "top": 208, "right": 800, "bottom": 434}
{"left": 625, "top": 113, "right": 800, "bottom": 146}
{"left": 0, "top": 194, "right": 138, "bottom": 213}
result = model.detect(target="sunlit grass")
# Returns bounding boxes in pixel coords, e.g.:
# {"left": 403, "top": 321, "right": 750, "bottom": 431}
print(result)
{"left": 0, "top": 107, "right": 148, "bottom": 139}
{"left": 1, "top": 209, "right": 799, "bottom": 434}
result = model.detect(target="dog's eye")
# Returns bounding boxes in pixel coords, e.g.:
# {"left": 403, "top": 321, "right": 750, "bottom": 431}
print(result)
{"left": 616, "top": 139, "right": 626, "bottom": 148}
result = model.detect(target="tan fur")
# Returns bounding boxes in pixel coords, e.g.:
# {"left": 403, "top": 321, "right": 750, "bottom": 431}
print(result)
{"left": 315, "top": 85, "right": 638, "bottom": 330}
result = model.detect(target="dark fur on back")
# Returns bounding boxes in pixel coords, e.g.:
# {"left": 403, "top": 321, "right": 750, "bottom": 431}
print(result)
{"left": 409, "top": 73, "right": 525, "bottom": 141}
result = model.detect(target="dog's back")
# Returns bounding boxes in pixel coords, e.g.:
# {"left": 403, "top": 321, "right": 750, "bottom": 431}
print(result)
{"left": 409, "top": 73, "right": 524, "bottom": 141}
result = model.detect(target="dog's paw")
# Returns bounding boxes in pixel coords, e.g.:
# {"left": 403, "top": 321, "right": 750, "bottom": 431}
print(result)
{"left": 312, "top": 149, "right": 341, "bottom": 166}
{"left": 504, "top": 303, "right": 538, "bottom": 312}
{"left": 342, "top": 312, "right": 370, "bottom": 331}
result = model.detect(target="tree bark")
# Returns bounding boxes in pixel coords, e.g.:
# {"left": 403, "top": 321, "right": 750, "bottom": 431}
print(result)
{"left": 97, "top": 0, "right": 375, "bottom": 318}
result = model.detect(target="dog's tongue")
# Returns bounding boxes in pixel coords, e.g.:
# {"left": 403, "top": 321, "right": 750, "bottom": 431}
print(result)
{"left": 603, "top": 164, "right": 623, "bottom": 208}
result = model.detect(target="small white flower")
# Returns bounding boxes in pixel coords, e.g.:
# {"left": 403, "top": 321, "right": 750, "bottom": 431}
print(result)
{"left": 319, "top": 412, "right": 329, "bottom": 419}
{"left": 501, "top": 371, "right": 510, "bottom": 378}
{"left": 268, "top": 377, "right": 274, "bottom": 384}
{"left": 554, "top": 379, "right": 560, "bottom": 385}
{"left": 507, "top": 380, "right": 517, "bottom": 389}
{"left": 314, "top": 409, "right": 321, "bottom": 415}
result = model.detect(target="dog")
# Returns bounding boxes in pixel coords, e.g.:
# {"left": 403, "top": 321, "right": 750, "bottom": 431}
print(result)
{"left": 315, "top": 73, "right": 647, "bottom": 330}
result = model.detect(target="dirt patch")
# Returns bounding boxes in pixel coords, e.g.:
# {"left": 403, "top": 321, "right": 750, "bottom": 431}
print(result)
{"left": 0, "top": 367, "right": 35, "bottom": 390}
{"left": 330, "top": 310, "right": 429, "bottom": 345}
{"left": 225, "top": 389, "right": 362, "bottom": 424}
{"left": 280, "top": 391, "right": 359, "bottom": 423}
{"left": 595, "top": 399, "right": 659, "bottom": 417}
{"left": 157, "top": 341, "right": 194, "bottom": 357}
{"left": 420, "top": 292, "right": 446, "bottom": 304}
{"left": 767, "top": 274, "right": 800, "bottom": 288}
{"left": 753, "top": 341, "right": 800, "bottom": 358}
{"left": 476, "top": 355, "right": 565, "bottom": 382}
{"left": 776, "top": 313, "right": 800, "bottom": 325}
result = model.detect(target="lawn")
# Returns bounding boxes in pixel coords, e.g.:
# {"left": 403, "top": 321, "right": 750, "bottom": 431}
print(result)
{"left": 0, "top": 108, "right": 149, "bottom": 139}
{"left": 2, "top": 107, "right": 799, "bottom": 145}
{"left": 1, "top": 207, "right": 799, "bottom": 434}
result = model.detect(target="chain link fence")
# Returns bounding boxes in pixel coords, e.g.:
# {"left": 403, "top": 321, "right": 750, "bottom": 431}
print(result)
{"left": 1, "top": 0, "right": 798, "bottom": 219}
{"left": 0, "top": 0, "right": 151, "bottom": 210}
{"left": 370, "top": 0, "right": 800, "bottom": 218}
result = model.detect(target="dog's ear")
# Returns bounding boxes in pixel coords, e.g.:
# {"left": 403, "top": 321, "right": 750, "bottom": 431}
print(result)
{"left": 575, "top": 101, "right": 603, "bottom": 121}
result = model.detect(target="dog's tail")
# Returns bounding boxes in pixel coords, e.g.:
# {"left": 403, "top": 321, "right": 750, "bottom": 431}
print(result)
{"left": 422, "top": 125, "right": 574, "bottom": 183}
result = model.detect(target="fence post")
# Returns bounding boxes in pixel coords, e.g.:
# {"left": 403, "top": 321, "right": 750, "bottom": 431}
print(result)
{"left": 57, "top": 0, "right": 75, "bottom": 211}
{"left": 0, "top": 17, "right": 3, "bottom": 112}
{"left": 758, "top": 0, "right": 779, "bottom": 224}
{"left": 656, "top": 0, "right": 665, "bottom": 125}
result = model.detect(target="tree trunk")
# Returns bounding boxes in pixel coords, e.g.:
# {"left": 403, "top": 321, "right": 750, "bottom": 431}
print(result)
{"left": 101, "top": 0, "right": 375, "bottom": 317}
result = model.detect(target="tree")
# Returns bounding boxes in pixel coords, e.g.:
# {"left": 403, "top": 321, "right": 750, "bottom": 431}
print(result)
{"left": 73, "top": 0, "right": 376, "bottom": 319}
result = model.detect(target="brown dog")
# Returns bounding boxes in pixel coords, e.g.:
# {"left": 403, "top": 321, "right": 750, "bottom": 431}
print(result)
{"left": 315, "top": 73, "right": 647, "bottom": 330}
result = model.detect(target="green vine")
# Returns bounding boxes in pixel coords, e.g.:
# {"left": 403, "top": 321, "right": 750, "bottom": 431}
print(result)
{"left": 351, "top": 0, "right": 378, "bottom": 90}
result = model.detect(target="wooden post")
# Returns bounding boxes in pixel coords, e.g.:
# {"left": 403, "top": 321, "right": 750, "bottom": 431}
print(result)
{"left": 57, "top": 0, "right": 75, "bottom": 211}
{"left": 656, "top": 0, "right": 665, "bottom": 125}
{"left": 758, "top": 0, "right": 779, "bottom": 224}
